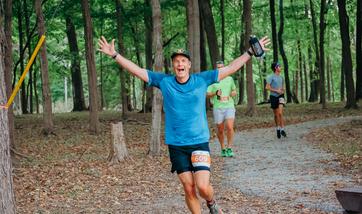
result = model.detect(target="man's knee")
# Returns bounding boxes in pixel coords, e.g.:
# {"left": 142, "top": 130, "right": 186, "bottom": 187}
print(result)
{"left": 197, "top": 182, "right": 210, "bottom": 196}
{"left": 183, "top": 182, "right": 197, "bottom": 197}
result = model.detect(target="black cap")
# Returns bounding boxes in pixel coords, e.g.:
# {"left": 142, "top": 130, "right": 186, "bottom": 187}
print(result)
{"left": 271, "top": 61, "right": 280, "bottom": 71}
{"left": 171, "top": 49, "right": 191, "bottom": 60}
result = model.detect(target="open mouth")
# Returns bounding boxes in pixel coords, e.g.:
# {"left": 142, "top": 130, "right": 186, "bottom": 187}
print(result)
{"left": 177, "top": 68, "right": 185, "bottom": 73}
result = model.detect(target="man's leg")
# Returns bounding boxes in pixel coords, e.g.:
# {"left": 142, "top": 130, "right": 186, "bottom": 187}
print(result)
{"left": 194, "top": 170, "right": 222, "bottom": 213}
{"left": 278, "top": 105, "right": 287, "bottom": 137}
{"left": 178, "top": 171, "right": 201, "bottom": 214}
{"left": 225, "top": 118, "right": 235, "bottom": 157}
{"left": 273, "top": 108, "right": 281, "bottom": 138}
{"left": 216, "top": 123, "right": 225, "bottom": 150}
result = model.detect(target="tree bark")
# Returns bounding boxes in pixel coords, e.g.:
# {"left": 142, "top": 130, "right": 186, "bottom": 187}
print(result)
{"left": 356, "top": 0, "right": 362, "bottom": 101}
{"left": 269, "top": 0, "right": 278, "bottom": 62}
{"left": 220, "top": 0, "right": 225, "bottom": 61}
{"left": 186, "top": 0, "right": 200, "bottom": 72}
{"left": 24, "top": 0, "right": 34, "bottom": 114}
{"left": 278, "top": 0, "right": 292, "bottom": 103}
{"left": 143, "top": 0, "right": 153, "bottom": 113}
{"left": 108, "top": 122, "right": 129, "bottom": 164}
{"left": 81, "top": 0, "right": 100, "bottom": 133}
{"left": 65, "top": 17, "right": 86, "bottom": 112}
{"left": 4, "top": 0, "right": 14, "bottom": 150}
{"left": 35, "top": 0, "right": 54, "bottom": 135}
{"left": 238, "top": 1, "right": 245, "bottom": 105}
{"left": 0, "top": 0, "right": 16, "bottom": 210}
{"left": 337, "top": 0, "right": 357, "bottom": 109}
{"left": 308, "top": 0, "right": 320, "bottom": 102}
{"left": 319, "top": 0, "right": 327, "bottom": 108}
{"left": 17, "top": 1, "right": 28, "bottom": 114}
{"left": 149, "top": 0, "right": 164, "bottom": 156}
{"left": 244, "top": 0, "right": 255, "bottom": 116}
{"left": 199, "top": 0, "right": 220, "bottom": 68}
{"left": 115, "top": 0, "right": 128, "bottom": 119}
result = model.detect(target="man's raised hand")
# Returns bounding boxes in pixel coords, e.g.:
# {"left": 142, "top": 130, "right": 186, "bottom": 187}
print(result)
{"left": 259, "top": 36, "right": 271, "bottom": 52}
{"left": 98, "top": 36, "right": 116, "bottom": 57}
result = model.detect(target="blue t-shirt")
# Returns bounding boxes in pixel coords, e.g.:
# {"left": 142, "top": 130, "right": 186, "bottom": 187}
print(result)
{"left": 266, "top": 73, "right": 284, "bottom": 97}
{"left": 147, "top": 70, "right": 219, "bottom": 146}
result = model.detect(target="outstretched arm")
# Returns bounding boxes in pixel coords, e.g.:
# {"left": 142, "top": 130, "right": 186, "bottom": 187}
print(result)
{"left": 98, "top": 36, "right": 149, "bottom": 82}
{"left": 218, "top": 36, "right": 270, "bottom": 81}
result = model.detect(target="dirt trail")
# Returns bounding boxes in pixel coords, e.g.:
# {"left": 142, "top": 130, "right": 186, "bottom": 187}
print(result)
{"left": 213, "top": 116, "right": 361, "bottom": 213}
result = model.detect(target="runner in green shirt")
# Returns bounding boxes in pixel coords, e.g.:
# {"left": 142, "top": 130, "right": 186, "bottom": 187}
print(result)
{"left": 207, "top": 61, "right": 237, "bottom": 157}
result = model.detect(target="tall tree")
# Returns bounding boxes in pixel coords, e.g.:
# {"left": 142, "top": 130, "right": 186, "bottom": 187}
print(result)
{"left": 220, "top": 0, "right": 225, "bottom": 61}
{"left": 65, "top": 17, "right": 86, "bottom": 112}
{"left": 0, "top": 0, "right": 16, "bottom": 212}
{"left": 24, "top": 0, "right": 33, "bottom": 113}
{"left": 269, "top": 0, "right": 278, "bottom": 62}
{"left": 35, "top": 0, "right": 54, "bottom": 135}
{"left": 115, "top": 0, "right": 127, "bottom": 119}
{"left": 238, "top": 0, "right": 245, "bottom": 105}
{"left": 244, "top": 0, "right": 255, "bottom": 116}
{"left": 149, "top": 0, "right": 163, "bottom": 155}
{"left": 337, "top": 0, "right": 357, "bottom": 109}
{"left": 186, "top": 0, "right": 200, "bottom": 72}
{"left": 142, "top": 0, "right": 153, "bottom": 113}
{"left": 319, "top": 0, "right": 327, "bottom": 108}
{"left": 17, "top": 1, "right": 28, "bottom": 114}
{"left": 199, "top": 0, "right": 220, "bottom": 68}
{"left": 356, "top": 0, "right": 362, "bottom": 101}
{"left": 308, "top": 0, "right": 320, "bottom": 102}
{"left": 4, "top": 0, "right": 14, "bottom": 149}
{"left": 81, "top": 0, "right": 100, "bottom": 133}
{"left": 278, "top": 0, "right": 292, "bottom": 103}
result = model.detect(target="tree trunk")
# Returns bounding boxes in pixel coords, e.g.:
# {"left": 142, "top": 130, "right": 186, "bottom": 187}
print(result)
{"left": 303, "top": 51, "right": 308, "bottom": 102}
{"left": 199, "top": 0, "right": 220, "bottom": 68}
{"left": 115, "top": 0, "right": 128, "bottom": 119}
{"left": 340, "top": 62, "right": 345, "bottom": 101}
{"left": 0, "top": 0, "right": 16, "bottom": 210}
{"left": 309, "top": 0, "right": 320, "bottom": 102}
{"left": 108, "top": 122, "right": 129, "bottom": 164}
{"left": 143, "top": 0, "right": 153, "bottom": 113}
{"left": 81, "top": 0, "right": 100, "bottom": 133}
{"left": 24, "top": 0, "right": 33, "bottom": 114}
{"left": 220, "top": 0, "right": 225, "bottom": 61}
{"left": 278, "top": 0, "right": 292, "bottom": 103}
{"left": 297, "top": 39, "right": 303, "bottom": 102}
{"left": 17, "top": 1, "right": 28, "bottom": 114}
{"left": 337, "top": 0, "right": 357, "bottom": 109}
{"left": 149, "top": 0, "right": 164, "bottom": 156}
{"left": 244, "top": 0, "right": 255, "bottom": 116}
{"left": 4, "top": 0, "right": 14, "bottom": 150}
{"left": 262, "top": 60, "right": 268, "bottom": 102}
{"left": 356, "top": 0, "right": 362, "bottom": 101}
{"left": 35, "top": 0, "right": 54, "bottom": 135}
{"left": 238, "top": 1, "right": 245, "bottom": 105}
{"left": 186, "top": 0, "right": 200, "bottom": 72}
{"left": 65, "top": 17, "right": 86, "bottom": 112}
{"left": 327, "top": 55, "right": 331, "bottom": 101}
{"left": 319, "top": 0, "right": 327, "bottom": 108}
{"left": 269, "top": 0, "right": 278, "bottom": 62}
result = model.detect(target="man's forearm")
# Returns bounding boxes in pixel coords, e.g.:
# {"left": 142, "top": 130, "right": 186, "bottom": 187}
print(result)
{"left": 218, "top": 51, "right": 252, "bottom": 81}
{"left": 113, "top": 53, "right": 148, "bottom": 82}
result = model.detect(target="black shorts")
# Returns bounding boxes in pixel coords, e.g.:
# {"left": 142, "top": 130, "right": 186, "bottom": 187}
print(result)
{"left": 270, "top": 94, "right": 285, "bottom": 109}
{"left": 168, "top": 143, "right": 211, "bottom": 174}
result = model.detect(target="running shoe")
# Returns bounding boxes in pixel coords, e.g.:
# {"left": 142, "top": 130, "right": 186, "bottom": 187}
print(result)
{"left": 226, "top": 148, "right": 234, "bottom": 157}
{"left": 277, "top": 129, "right": 281, "bottom": 139}
{"left": 281, "top": 130, "right": 287, "bottom": 137}
{"left": 207, "top": 201, "right": 223, "bottom": 214}
{"left": 221, "top": 149, "right": 227, "bottom": 157}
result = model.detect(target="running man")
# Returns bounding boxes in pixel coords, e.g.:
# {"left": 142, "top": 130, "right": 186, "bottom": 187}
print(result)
{"left": 266, "top": 62, "right": 287, "bottom": 139}
{"left": 207, "top": 61, "right": 237, "bottom": 157}
{"left": 98, "top": 36, "right": 270, "bottom": 214}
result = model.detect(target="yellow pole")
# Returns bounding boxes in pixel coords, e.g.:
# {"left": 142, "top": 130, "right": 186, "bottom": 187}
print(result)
{"left": 5, "top": 35, "right": 46, "bottom": 108}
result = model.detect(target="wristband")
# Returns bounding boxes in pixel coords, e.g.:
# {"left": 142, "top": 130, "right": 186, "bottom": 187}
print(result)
{"left": 112, "top": 52, "right": 119, "bottom": 59}
{"left": 247, "top": 50, "right": 253, "bottom": 57}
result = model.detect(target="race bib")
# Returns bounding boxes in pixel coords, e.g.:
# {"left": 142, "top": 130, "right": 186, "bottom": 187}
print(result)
{"left": 279, "top": 97, "right": 285, "bottom": 104}
{"left": 191, "top": 150, "right": 211, "bottom": 168}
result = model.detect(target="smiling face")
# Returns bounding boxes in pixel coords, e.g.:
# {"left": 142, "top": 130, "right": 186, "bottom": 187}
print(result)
{"left": 172, "top": 55, "right": 191, "bottom": 83}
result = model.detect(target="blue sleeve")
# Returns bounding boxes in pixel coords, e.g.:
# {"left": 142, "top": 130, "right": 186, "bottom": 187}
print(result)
{"left": 147, "top": 70, "right": 169, "bottom": 88}
{"left": 266, "top": 75, "right": 272, "bottom": 84}
{"left": 196, "top": 70, "right": 219, "bottom": 86}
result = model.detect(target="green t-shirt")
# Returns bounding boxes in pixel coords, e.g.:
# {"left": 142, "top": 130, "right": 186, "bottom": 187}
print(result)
{"left": 207, "top": 76, "right": 236, "bottom": 109}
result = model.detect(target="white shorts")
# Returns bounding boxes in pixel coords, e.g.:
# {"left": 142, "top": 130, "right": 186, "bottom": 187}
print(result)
{"left": 213, "top": 108, "right": 235, "bottom": 124}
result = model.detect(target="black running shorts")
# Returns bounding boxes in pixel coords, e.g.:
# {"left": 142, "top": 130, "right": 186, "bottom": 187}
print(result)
{"left": 168, "top": 143, "right": 211, "bottom": 174}
{"left": 270, "top": 94, "right": 285, "bottom": 109}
